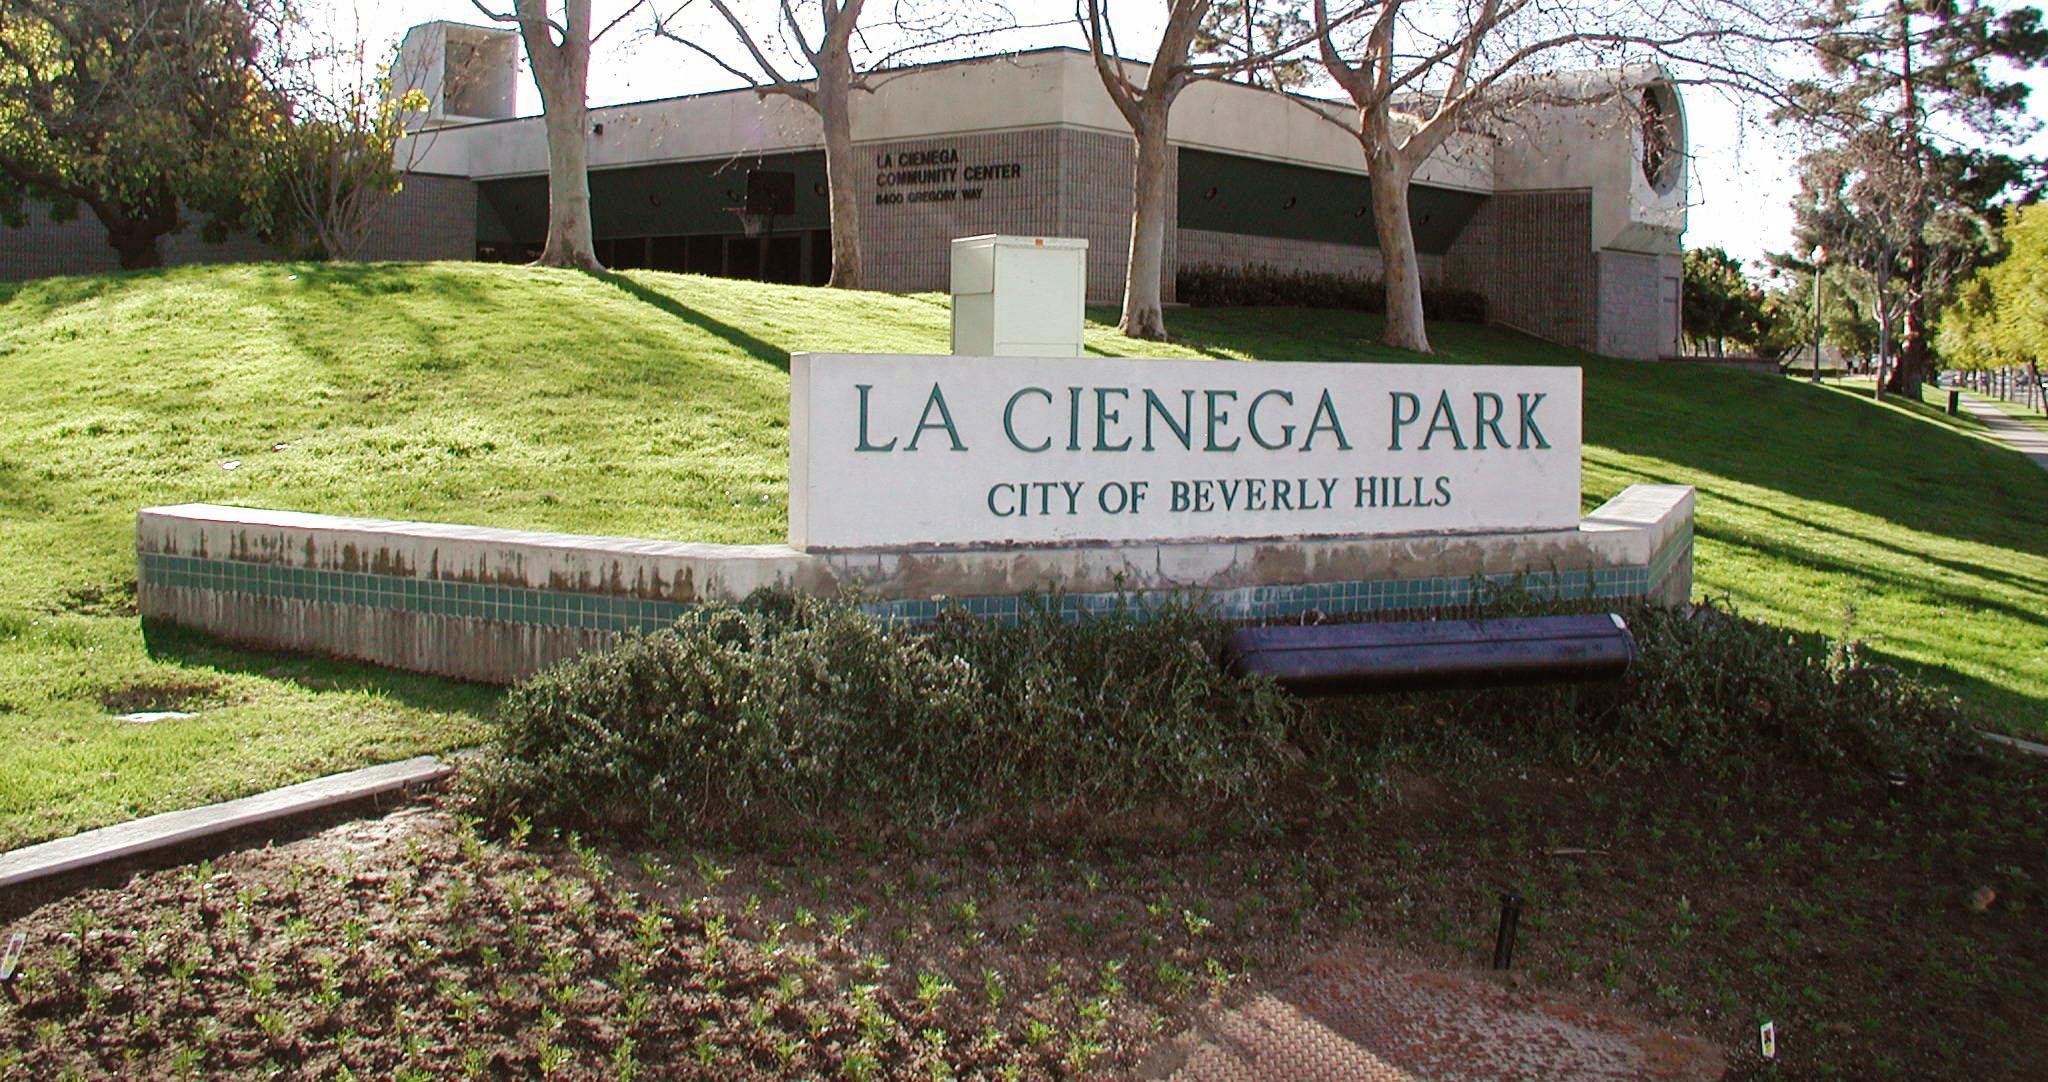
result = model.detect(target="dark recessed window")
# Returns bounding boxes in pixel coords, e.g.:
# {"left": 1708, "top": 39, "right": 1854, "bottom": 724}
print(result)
{"left": 1639, "top": 83, "right": 1683, "bottom": 195}
{"left": 1203, "top": 186, "right": 1219, "bottom": 201}
{"left": 1283, "top": 196, "right": 1298, "bottom": 210}
{"left": 813, "top": 182, "right": 828, "bottom": 197}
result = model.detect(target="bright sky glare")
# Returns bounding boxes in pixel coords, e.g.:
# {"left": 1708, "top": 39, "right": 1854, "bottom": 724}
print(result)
{"left": 330, "top": 1, "right": 2046, "bottom": 272}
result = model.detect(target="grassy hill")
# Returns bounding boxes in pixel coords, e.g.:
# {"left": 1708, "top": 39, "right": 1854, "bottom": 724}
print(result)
{"left": 1, "top": 261, "right": 2042, "bottom": 849}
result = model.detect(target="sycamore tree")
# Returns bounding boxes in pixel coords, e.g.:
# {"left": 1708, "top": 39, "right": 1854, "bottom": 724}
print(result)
{"left": 0, "top": 0, "right": 289, "bottom": 269}
{"left": 1308, "top": 0, "right": 1794, "bottom": 353}
{"left": 472, "top": 0, "right": 646, "bottom": 269}
{"left": 650, "top": 0, "right": 1024, "bottom": 290}
{"left": 1077, "top": 0, "right": 1328, "bottom": 339}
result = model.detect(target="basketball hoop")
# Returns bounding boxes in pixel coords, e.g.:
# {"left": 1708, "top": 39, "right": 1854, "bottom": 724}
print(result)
{"left": 728, "top": 206, "right": 772, "bottom": 239}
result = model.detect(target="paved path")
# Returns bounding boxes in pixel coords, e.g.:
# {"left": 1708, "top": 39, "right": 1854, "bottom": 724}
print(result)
{"left": 0, "top": 756, "right": 450, "bottom": 890}
{"left": 1956, "top": 390, "right": 2048, "bottom": 472}
{"left": 1138, "top": 947, "right": 1724, "bottom": 1081}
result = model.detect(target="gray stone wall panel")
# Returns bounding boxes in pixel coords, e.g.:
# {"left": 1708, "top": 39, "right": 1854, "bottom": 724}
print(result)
{"left": 1596, "top": 249, "right": 1663, "bottom": 360}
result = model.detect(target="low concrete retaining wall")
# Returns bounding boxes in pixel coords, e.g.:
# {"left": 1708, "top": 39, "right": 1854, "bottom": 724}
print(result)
{"left": 136, "top": 484, "right": 1693, "bottom": 684}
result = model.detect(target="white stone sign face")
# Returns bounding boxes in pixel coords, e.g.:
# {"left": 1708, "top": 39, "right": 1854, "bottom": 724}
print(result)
{"left": 789, "top": 353, "right": 1582, "bottom": 551}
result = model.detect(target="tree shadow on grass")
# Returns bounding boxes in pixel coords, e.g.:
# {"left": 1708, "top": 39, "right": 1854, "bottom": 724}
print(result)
{"left": 1608, "top": 463, "right": 2048, "bottom": 596}
{"left": 1165, "top": 312, "right": 2044, "bottom": 553}
{"left": 141, "top": 618, "right": 504, "bottom": 718}
{"left": 1585, "top": 365, "right": 2047, "bottom": 557}
{"left": 584, "top": 269, "right": 790, "bottom": 371}
{"left": 1700, "top": 524, "right": 2048, "bottom": 634}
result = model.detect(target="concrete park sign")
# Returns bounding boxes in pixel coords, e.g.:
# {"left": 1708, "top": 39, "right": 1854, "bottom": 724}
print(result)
{"left": 789, "top": 354, "right": 1581, "bottom": 550}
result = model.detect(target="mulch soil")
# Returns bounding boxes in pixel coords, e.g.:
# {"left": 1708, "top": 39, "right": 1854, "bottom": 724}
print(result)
{"left": 0, "top": 753, "right": 2042, "bottom": 1080}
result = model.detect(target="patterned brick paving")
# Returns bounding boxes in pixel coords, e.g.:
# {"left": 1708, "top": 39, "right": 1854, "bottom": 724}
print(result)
{"left": 1138, "top": 948, "right": 1724, "bottom": 1082}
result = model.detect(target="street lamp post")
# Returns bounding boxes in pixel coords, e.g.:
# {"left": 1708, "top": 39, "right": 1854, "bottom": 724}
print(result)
{"left": 1811, "top": 246, "right": 1826, "bottom": 384}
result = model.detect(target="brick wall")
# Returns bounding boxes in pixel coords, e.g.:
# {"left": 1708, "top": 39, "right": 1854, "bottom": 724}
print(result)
{"left": 358, "top": 173, "right": 477, "bottom": 261}
{"left": 1445, "top": 190, "right": 1596, "bottom": 352}
{"left": 854, "top": 126, "right": 1182, "bottom": 305}
{"left": 1055, "top": 128, "right": 1175, "bottom": 304}
{"left": 856, "top": 127, "right": 1062, "bottom": 295}
{"left": 0, "top": 203, "right": 278, "bottom": 281}
{"left": 1174, "top": 228, "right": 1446, "bottom": 286}
{"left": 0, "top": 172, "right": 475, "bottom": 280}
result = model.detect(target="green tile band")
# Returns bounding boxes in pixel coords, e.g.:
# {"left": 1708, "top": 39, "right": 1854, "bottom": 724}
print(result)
{"left": 139, "top": 526, "right": 1684, "bottom": 635}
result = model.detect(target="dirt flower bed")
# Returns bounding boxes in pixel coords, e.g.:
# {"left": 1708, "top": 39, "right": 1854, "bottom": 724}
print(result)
{"left": 1, "top": 757, "right": 2043, "bottom": 1079}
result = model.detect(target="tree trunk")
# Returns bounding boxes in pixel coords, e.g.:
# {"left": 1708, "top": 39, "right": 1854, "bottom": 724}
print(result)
{"left": 519, "top": 0, "right": 600, "bottom": 270}
{"left": 816, "top": 60, "right": 862, "bottom": 289}
{"left": 1874, "top": 256, "right": 1892, "bottom": 401}
{"left": 1119, "top": 107, "right": 1172, "bottom": 340}
{"left": 535, "top": 95, "right": 599, "bottom": 269}
{"left": 1368, "top": 154, "right": 1428, "bottom": 353}
{"left": 92, "top": 185, "right": 178, "bottom": 270}
{"left": 1888, "top": 241, "right": 1928, "bottom": 398}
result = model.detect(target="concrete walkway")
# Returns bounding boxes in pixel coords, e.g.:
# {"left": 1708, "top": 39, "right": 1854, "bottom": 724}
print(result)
{"left": 1139, "top": 947, "right": 1724, "bottom": 1081}
{"left": 1956, "top": 390, "right": 2048, "bottom": 472}
{"left": 0, "top": 756, "right": 450, "bottom": 890}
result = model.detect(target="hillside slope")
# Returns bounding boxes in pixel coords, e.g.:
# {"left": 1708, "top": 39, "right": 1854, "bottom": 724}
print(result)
{"left": 1, "top": 261, "right": 2041, "bottom": 847}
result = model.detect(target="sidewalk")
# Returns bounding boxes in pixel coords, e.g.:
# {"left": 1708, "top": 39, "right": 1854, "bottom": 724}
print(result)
{"left": 1139, "top": 947, "right": 1724, "bottom": 1081}
{"left": 1956, "top": 390, "right": 2048, "bottom": 472}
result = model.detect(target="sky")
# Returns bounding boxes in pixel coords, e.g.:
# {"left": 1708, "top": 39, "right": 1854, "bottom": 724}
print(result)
{"left": 335, "top": 1, "right": 2047, "bottom": 270}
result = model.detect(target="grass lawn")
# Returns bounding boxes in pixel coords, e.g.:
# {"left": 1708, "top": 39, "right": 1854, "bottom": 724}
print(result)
{"left": 1, "top": 261, "right": 2044, "bottom": 849}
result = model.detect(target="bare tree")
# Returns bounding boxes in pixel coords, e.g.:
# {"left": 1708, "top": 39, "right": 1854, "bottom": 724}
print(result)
{"left": 1078, "top": 0, "right": 1328, "bottom": 340}
{"left": 472, "top": 0, "right": 644, "bottom": 269}
{"left": 1079, "top": 0, "right": 1206, "bottom": 339}
{"left": 651, "top": 0, "right": 1026, "bottom": 289}
{"left": 268, "top": 8, "right": 437, "bottom": 260}
{"left": 1310, "top": 0, "right": 1791, "bottom": 353}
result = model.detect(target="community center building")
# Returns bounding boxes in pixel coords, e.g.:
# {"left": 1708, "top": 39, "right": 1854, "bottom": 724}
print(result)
{"left": 1, "top": 20, "right": 1691, "bottom": 359}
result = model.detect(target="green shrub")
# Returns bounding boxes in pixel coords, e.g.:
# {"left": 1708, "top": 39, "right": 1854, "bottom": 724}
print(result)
{"left": 483, "top": 592, "right": 1963, "bottom": 838}
{"left": 1176, "top": 263, "right": 1488, "bottom": 323}
{"left": 1295, "top": 599, "right": 1966, "bottom": 782}
{"left": 484, "top": 594, "right": 1295, "bottom": 834}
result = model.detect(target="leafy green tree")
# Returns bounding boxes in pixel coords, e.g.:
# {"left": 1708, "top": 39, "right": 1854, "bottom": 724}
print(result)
{"left": 0, "top": 0, "right": 289, "bottom": 269}
{"left": 1939, "top": 201, "right": 2048, "bottom": 409}
{"left": 1683, "top": 247, "right": 1769, "bottom": 356}
{"left": 1781, "top": 0, "right": 2048, "bottom": 394}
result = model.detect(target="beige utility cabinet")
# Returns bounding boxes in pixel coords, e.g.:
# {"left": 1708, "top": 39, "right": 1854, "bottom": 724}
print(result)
{"left": 950, "top": 235, "right": 1089, "bottom": 357}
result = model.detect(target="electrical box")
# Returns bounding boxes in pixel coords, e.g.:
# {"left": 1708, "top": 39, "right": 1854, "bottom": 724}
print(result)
{"left": 950, "top": 235, "right": 1089, "bottom": 357}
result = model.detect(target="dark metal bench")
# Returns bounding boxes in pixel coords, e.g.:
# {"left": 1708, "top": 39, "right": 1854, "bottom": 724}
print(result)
{"left": 1223, "top": 613, "right": 1636, "bottom": 694}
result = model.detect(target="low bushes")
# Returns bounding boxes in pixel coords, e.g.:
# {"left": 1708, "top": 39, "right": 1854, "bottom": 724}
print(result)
{"left": 483, "top": 595, "right": 1294, "bottom": 833}
{"left": 482, "top": 593, "right": 1965, "bottom": 836}
{"left": 1296, "top": 602, "right": 1966, "bottom": 783}
{"left": 1176, "top": 263, "right": 1489, "bottom": 323}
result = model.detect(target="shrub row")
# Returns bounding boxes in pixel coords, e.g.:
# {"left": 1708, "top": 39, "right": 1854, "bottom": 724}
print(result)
{"left": 1176, "top": 263, "right": 1489, "bottom": 323}
{"left": 1295, "top": 602, "right": 1966, "bottom": 781}
{"left": 482, "top": 593, "right": 1964, "bottom": 837}
{"left": 484, "top": 595, "right": 1294, "bottom": 834}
